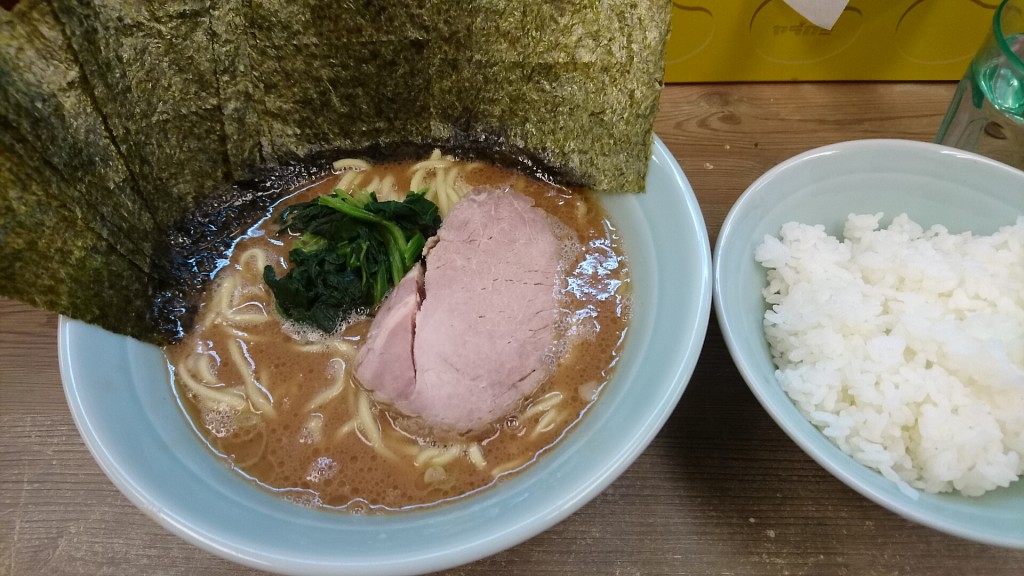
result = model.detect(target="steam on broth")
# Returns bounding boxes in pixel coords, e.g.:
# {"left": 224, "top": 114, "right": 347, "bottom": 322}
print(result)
{"left": 165, "top": 151, "right": 631, "bottom": 511}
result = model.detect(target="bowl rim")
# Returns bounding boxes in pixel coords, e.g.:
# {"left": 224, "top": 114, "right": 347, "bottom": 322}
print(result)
{"left": 713, "top": 137, "right": 1024, "bottom": 549}
{"left": 58, "top": 134, "right": 714, "bottom": 574}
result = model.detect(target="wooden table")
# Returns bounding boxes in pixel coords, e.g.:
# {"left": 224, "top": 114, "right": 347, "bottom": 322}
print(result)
{"left": 3, "top": 83, "right": 1023, "bottom": 575}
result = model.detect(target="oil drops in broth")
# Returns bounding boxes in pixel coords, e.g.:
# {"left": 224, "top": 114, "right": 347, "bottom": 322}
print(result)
{"left": 165, "top": 151, "right": 631, "bottom": 511}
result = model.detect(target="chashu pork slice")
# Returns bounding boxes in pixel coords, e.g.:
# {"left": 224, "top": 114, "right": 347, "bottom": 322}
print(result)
{"left": 352, "top": 262, "right": 423, "bottom": 406}
{"left": 354, "top": 187, "right": 563, "bottom": 432}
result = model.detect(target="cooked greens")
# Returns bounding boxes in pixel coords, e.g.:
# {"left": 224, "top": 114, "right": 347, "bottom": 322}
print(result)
{"left": 264, "top": 190, "right": 440, "bottom": 332}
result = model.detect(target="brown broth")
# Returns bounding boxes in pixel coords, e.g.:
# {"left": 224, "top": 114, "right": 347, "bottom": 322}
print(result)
{"left": 165, "top": 157, "right": 630, "bottom": 512}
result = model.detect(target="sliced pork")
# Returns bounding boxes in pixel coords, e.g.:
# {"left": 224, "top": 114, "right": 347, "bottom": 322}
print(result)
{"left": 354, "top": 187, "right": 563, "bottom": 432}
{"left": 351, "top": 263, "right": 422, "bottom": 405}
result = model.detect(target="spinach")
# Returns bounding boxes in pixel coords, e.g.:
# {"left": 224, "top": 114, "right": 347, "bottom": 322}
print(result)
{"left": 263, "top": 189, "right": 440, "bottom": 332}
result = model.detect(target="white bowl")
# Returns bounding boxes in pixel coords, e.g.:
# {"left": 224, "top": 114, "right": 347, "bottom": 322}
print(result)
{"left": 59, "top": 135, "right": 712, "bottom": 575}
{"left": 714, "top": 138, "right": 1024, "bottom": 548}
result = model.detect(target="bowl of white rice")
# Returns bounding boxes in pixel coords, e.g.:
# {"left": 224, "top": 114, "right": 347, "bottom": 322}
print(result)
{"left": 714, "top": 139, "right": 1024, "bottom": 548}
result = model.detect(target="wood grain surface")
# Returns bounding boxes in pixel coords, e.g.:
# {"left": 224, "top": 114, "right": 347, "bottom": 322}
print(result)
{"left": 4, "top": 82, "right": 1024, "bottom": 576}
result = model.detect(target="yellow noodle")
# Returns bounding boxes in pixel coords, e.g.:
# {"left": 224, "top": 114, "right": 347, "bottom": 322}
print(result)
{"left": 531, "top": 409, "right": 562, "bottom": 438}
{"left": 435, "top": 170, "right": 450, "bottom": 216}
{"left": 450, "top": 163, "right": 480, "bottom": 208}
{"left": 349, "top": 387, "right": 401, "bottom": 463}
{"left": 228, "top": 338, "right": 276, "bottom": 417}
{"left": 294, "top": 343, "right": 329, "bottom": 353}
{"left": 237, "top": 248, "right": 267, "bottom": 275}
{"left": 337, "top": 171, "right": 363, "bottom": 191}
{"left": 220, "top": 283, "right": 269, "bottom": 326}
{"left": 233, "top": 287, "right": 268, "bottom": 303}
{"left": 332, "top": 158, "right": 370, "bottom": 172}
{"left": 381, "top": 175, "right": 397, "bottom": 200}
{"left": 410, "top": 149, "right": 454, "bottom": 199}
{"left": 578, "top": 380, "right": 600, "bottom": 402}
{"left": 178, "top": 365, "right": 248, "bottom": 411}
{"left": 251, "top": 370, "right": 278, "bottom": 418}
{"left": 414, "top": 446, "right": 444, "bottom": 467}
{"left": 349, "top": 398, "right": 401, "bottom": 460}
{"left": 227, "top": 300, "right": 268, "bottom": 317}
{"left": 423, "top": 466, "right": 447, "bottom": 484}
{"left": 234, "top": 409, "right": 262, "bottom": 428}
{"left": 445, "top": 183, "right": 459, "bottom": 214}
{"left": 355, "top": 390, "right": 382, "bottom": 446}
{"left": 362, "top": 432, "right": 398, "bottom": 461}
{"left": 410, "top": 168, "right": 428, "bottom": 194}
{"left": 335, "top": 418, "right": 358, "bottom": 440}
{"left": 192, "top": 354, "right": 219, "bottom": 384}
{"left": 523, "top": 391, "right": 563, "bottom": 419}
{"left": 430, "top": 445, "right": 462, "bottom": 467}
{"left": 201, "top": 275, "right": 238, "bottom": 328}
{"left": 467, "top": 444, "right": 487, "bottom": 470}
{"left": 364, "top": 175, "right": 381, "bottom": 193}
{"left": 453, "top": 177, "right": 470, "bottom": 201}
{"left": 215, "top": 275, "right": 239, "bottom": 308}
{"left": 450, "top": 169, "right": 464, "bottom": 210}
{"left": 435, "top": 167, "right": 447, "bottom": 195}
{"left": 305, "top": 359, "right": 348, "bottom": 411}
{"left": 445, "top": 164, "right": 460, "bottom": 196}
{"left": 398, "top": 442, "right": 424, "bottom": 457}
{"left": 333, "top": 340, "right": 356, "bottom": 359}
{"left": 302, "top": 413, "right": 324, "bottom": 444}
{"left": 452, "top": 175, "right": 464, "bottom": 208}
{"left": 221, "top": 313, "right": 270, "bottom": 326}
{"left": 227, "top": 417, "right": 264, "bottom": 443}
{"left": 412, "top": 159, "right": 451, "bottom": 172}
{"left": 231, "top": 426, "right": 268, "bottom": 469}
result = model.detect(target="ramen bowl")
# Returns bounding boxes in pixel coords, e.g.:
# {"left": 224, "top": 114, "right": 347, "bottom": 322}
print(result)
{"left": 714, "top": 139, "right": 1024, "bottom": 548}
{"left": 59, "top": 135, "right": 712, "bottom": 575}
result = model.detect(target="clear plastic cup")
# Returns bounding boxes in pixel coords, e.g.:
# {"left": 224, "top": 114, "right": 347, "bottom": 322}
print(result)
{"left": 936, "top": 0, "right": 1024, "bottom": 171}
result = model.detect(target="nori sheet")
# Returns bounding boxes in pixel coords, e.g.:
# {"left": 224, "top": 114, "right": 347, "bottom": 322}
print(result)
{"left": 0, "top": 117, "right": 156, "bottom": 275}
{"left": 431, "top": 0, "right": 670, "bottom": 192}
{"left": 0, "top": 146, "right": 161, "bottom": 343}
{"left": 208, "top": 0, "right": 266, "bottom": 178}
{"left": 0, "top": 0, "right": 158, "bottom": 271}
{"left": 50, "top": 0, "right": 235, "bottom": 228}
{"left": 238, "top": 2, "right": 435, "bottom": 163}
{"left": 0, "top": 0, "right": 670, "bottom": 343}
{"left": 230, "top": 0, "right": 669, "bottom": 191}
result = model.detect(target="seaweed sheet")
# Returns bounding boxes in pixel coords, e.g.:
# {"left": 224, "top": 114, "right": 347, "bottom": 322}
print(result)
{"left": 0, "top": 0, "right": 158, "bottom": 271}
{"left": 0, "top": 0, "right": 670, "bottom": 343}
{"left": 0, "top": 117, "right": 156, "bottom": 275}
{"left": 430, "top": 0, "right": 669, "bottom": 191}
{"left": 0, "top": 145, "right": 159, "bottom": 343}
{"left": 234, "top": 0, "right": 668, "bottom": 190}
{"left": 50, "top": 0, "right": 237, "bottom": 229}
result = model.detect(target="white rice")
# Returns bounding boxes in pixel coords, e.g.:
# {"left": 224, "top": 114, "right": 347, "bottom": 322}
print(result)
{"left": 755, "top": 213, "right": 1024, "bottom": 496}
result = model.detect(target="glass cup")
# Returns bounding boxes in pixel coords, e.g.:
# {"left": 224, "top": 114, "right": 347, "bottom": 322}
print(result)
{"left": 936, "top": 0, "right": 1024, "bottom": 171}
